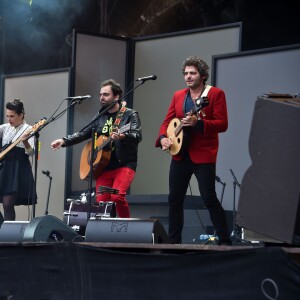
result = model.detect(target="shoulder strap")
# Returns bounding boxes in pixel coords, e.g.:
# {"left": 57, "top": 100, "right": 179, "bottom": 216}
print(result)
{"left": 201, "top": 85, "right": 212, "bottom": 98}
{"left": 112, "top": 104, "right": 127, "bottom": 131}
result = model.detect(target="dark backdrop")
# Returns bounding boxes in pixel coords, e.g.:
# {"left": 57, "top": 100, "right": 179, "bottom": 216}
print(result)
{"left": 1, "top": 0, "right": 300, "bottom": 74}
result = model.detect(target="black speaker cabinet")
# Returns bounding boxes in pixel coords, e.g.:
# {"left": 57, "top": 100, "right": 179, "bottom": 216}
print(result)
{"left": 85, "top": 218, "right": 169, "bottom": 244}
{"left": 237, "top": 97, "right": 300, "bottom": 244}
{"left": 0, "top": 221, "right": 29, "bottom": 242}
{"left": 23, "top": 215, "right": 83, "bottom": 242}
{"left": 0, "top": 215, "right": 83, "bottom": 243}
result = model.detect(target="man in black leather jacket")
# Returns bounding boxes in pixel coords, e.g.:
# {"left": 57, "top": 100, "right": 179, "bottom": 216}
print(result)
{"left": 51, "top": 79, "right": 142, "bottom": 217}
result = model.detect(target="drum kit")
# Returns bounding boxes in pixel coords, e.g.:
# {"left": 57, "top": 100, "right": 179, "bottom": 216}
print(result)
{"left": 63, "top": 186, "right": 117, "bottom": 236}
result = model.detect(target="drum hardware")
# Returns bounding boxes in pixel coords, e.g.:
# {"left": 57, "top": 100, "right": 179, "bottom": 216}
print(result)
{"left": 66, "top": 191, "right": 96, "bottom": 205}
{"left": 70, "top": 225, "right": 81, "bottom": 233}
{"left": 63, "top": 199, "right": 117, "bottom": 236}
{"left": 93, "top": 202, "right": 116, "bottom": 219}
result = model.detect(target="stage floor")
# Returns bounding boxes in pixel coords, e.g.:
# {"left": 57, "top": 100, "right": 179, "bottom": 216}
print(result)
{"left": 0, "top": 242, "right": 299, "bottom": 299}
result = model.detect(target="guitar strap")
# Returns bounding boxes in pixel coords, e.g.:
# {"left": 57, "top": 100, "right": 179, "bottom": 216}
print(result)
{"left": 197, "top": 85, "right": 212, "bottom": 118}
{"left": 112, "top": 104, "right": 127, "bottom": 132}
{"left": 201, "top": 84, "right": 212, "bottom": 98}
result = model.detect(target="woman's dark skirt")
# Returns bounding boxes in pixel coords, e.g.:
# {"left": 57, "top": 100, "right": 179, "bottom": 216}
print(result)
{"left": 0, "top": 147, "right": 37, "bottom": 206}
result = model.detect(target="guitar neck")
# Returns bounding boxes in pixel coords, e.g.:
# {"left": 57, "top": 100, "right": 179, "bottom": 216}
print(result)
{"left": 174, "top": 122, "right": 184, "bottom": 137}
{"left": 97, "top": 136, "right": 112, "bottom": 152}
{"left": 174, "top": 109, "right": 198, "bottom": 137}
{"left": 0, "top": 119, "right": 46, "bottom": 161}
{"left": 0, "top": 137, "right": 23, "bottom": 160}
{"left": 96, "top": 123, "right": 131, "bottom": 151}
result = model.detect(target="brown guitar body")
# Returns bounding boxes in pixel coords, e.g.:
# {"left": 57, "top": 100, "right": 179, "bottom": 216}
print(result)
{"left": 79, "top": 135, "right": 111, "bottom": 181}
{"left": 166, "top": 118, "right": 191, "bottom": 156}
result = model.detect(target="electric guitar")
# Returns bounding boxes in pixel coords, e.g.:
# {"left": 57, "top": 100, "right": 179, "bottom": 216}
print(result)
{"left": 166, "top": 97, "right": 209, "bottom": 156}
{"left": 79, "top": 123, "right": 131, "bottom": 181}
{"left": 0, "top": 118, "right": 46, "bottom": 166}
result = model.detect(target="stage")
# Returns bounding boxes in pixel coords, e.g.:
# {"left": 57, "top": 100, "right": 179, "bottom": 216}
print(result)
{"left": 0, "top": 241, "right": 299, "bottom": 299}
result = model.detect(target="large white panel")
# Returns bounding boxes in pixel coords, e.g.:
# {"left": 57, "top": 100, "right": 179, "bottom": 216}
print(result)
{"left": 3, "top": 70, "right": 69, "bottom": 220}
{"left": 131, "top": 25, "right": 241, "bottom": 199}
{"left": 71, "top": 33, "right": 128, "bottom": 193}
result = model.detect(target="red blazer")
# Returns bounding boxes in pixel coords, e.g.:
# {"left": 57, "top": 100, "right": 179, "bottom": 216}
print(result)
{"left": 155, "top": 86, "right": 228, "bottom": 163}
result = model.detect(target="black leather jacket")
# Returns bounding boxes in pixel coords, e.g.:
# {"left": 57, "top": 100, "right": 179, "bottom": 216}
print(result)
{"left": 63, "top": 108, "right": 142, "bottom": 170}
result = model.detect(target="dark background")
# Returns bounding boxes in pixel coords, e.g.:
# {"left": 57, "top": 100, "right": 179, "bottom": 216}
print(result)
{"left": 0, "top": 0, "right": 300, "bottom": 75}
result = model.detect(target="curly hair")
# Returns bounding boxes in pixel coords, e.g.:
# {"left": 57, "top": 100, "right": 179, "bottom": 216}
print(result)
{"left": 182, "top": 56, "right": 210, "bottom": 83}
{"left": 100, "top": 79, "right": 123, "bottom": 98}
{"left": 6, "top": 98, "right": 25, "bottom": 115}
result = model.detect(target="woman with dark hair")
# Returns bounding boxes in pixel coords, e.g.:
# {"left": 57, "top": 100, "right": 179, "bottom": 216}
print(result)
{"left": 0, "top": 99, "right": 37, "bottom": 220}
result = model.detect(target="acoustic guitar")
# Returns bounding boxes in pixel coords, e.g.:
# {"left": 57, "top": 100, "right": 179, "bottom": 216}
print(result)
{"left": 166, "top": 97, "right": 209, "bottom": 156}
{"left": 0, "top": 118, "right": 46, "bottom": 168}
{"left": 79, "top": 123, "right": 131, "bottom": 181}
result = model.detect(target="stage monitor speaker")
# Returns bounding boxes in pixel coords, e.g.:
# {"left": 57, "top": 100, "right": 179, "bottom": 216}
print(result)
{"left": 21, "top": 215, "right": 84, "bottom": 242}
{"left": 237, "top": 96, "right": 300, "bottom": 245}
{"left": 85, "top": 218, "right": 169, "bottom": 244}
{"left": 0, "top": 221, "right": 30, "bottom": 242}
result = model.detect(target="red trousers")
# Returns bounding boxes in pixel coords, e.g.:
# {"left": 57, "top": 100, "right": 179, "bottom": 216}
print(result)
{"left": 96, "top": 167, "right": 135, "bottom": 218}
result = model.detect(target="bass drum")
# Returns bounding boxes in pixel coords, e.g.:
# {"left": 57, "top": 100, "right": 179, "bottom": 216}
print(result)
{"left": 63, "top": 201, "right": 116, "bottom": 236}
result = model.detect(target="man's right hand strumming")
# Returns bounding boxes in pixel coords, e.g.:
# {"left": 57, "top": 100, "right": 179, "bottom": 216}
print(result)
{"left": 160, "top": 137, "right": 173, "bottom": 152}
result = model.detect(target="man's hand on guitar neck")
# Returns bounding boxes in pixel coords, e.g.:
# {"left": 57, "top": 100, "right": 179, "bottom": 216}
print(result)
{"left": 111, "top": 132, "right": 126, "bottom": 141}
{"left": 181, "top": 113, "right": 198, "bottom": 127}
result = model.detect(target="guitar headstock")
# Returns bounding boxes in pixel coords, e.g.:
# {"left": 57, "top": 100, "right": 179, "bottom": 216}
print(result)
{"left": 112, "top": 122, "right": 131, "bottom": 135}
{"left": 27, "top": 118, "right": 47, "bottom": 134}
{"left": 195, "top": 96, "right": 209, "bottom": 111}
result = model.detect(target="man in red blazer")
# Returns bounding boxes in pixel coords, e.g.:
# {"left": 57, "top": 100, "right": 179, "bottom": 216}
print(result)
{"left": 155, "top": 55, "right": 231, "bottom": 245}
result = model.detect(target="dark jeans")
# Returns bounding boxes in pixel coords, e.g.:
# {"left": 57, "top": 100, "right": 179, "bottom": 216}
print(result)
{"left": 168, "top": 156, "right": 230, "bottom": 243}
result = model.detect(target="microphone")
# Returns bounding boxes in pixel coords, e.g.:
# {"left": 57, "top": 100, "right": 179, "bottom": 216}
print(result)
{"left": 65, "top": 95, "right": 91, "bottom": 100}
{"left": 42, "top": 170, "right": 50, "bottom": 176}
{"left": 136, "top": 75, "right": 157, "bottom": 81}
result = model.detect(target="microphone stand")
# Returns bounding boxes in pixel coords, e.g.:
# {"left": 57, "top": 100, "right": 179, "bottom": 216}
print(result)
{"left": 86, "top": 126, "right": 96, "bottom": 222}
{"left": 26, "top": 99, "right": 82, "bottom": 220}
{"left": 229, "top": 168, "right": 242, "bottom": 243}
{"left": 42, "top": 171, "right": 52, "bottom": 215}
{"left": 32, "top": 132, "right": 39, "bottom": 218}
{"left": 84, "top": 80, "right": 147, "bottom": 221}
